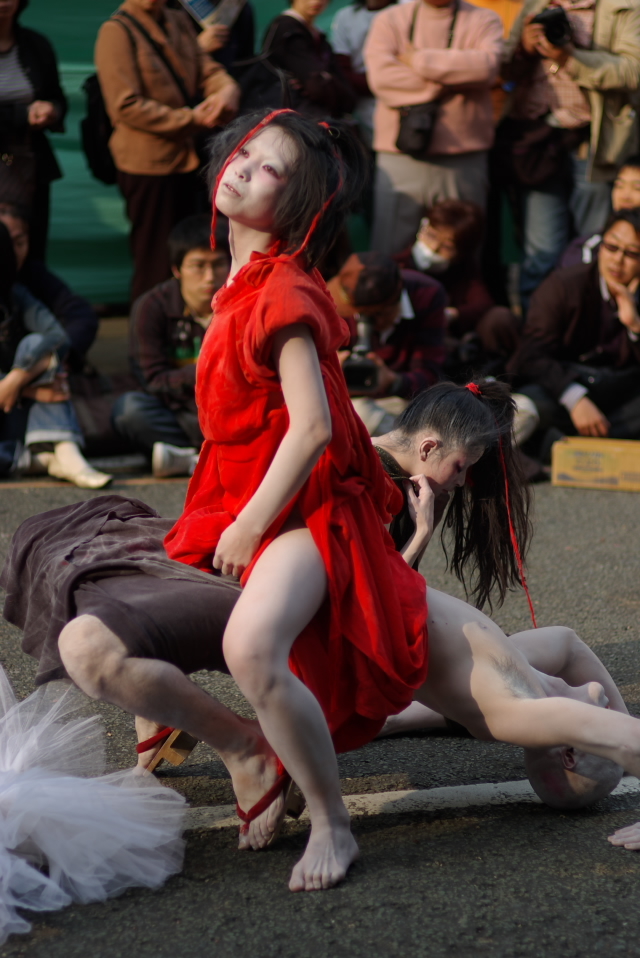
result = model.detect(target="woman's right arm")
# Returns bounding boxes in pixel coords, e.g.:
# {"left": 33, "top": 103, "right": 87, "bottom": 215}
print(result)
{"left": 95, "top": 20, "right": 197, "bottom": 137}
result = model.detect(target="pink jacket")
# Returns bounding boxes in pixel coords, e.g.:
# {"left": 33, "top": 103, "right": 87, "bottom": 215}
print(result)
{"left": 364, "top": 0, "right": 503, "bottom": 155}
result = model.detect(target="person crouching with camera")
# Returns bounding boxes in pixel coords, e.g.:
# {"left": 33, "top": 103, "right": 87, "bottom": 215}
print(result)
{"left": 501, "top": 0, "right": 640, "bottom": 312}
{"left": 326, "top": 252, "right": 447, "bottom": 435}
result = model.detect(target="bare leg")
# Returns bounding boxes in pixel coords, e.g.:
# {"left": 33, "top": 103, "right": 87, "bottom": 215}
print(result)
{"left": 377, "top": 701, "right": 446, "bottom": 737}
{"left": 57, "top": 616, "right": 285, "bottom": 823}
{"left": 223, "top": 527, "right": 359, "bottom": 892}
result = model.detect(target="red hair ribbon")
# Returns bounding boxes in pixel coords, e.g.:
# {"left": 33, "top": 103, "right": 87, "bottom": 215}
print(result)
{"left": 210, "top": 110, "right": 343, "bottom": 260}
{"left": 466, "top": 381, "right": 537, "bottom": 627}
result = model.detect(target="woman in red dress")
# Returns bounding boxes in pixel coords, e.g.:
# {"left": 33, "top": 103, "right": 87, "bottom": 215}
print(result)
{"left": 164, "top": 109, "right": 429, "bottom": 891}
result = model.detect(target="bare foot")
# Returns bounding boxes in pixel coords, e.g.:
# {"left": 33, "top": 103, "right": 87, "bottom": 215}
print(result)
{"left": 224, "top": 718, "right": 291, "bottom": 851}
{"left": 608, "top": 821, "right": 640, "bottom": 849}
{"left": 135, "top": 716, "right": 167, "bottom": 770}
{"left": 289, "top": 816, "right": 359, "bottom": 892}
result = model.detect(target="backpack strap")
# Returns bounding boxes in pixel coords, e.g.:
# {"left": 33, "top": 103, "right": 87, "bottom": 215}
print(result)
{"left": 115, "top": 10, "right": 194, "bottom": 107}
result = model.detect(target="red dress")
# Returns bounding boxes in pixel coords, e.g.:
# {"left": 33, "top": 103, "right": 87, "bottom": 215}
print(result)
{"left": 165, "top": 252, "right": 428, "bottom": 752}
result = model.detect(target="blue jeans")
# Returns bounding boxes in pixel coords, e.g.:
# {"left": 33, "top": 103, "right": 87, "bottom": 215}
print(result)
{"left": 520, "top": 154, "right": 613, "bottom": 310}
{"left": 0, "top": 334, "right": 83, "bottom": 474}
{"left": 112, "top": 392, "right": 202, "bottom": 457}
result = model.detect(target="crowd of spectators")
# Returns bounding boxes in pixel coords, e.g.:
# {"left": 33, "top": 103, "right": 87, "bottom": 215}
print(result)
{"left": 2, "top": 0, "right": 640, "bottom": 483}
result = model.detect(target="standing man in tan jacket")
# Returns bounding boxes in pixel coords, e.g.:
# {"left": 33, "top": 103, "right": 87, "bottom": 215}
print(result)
{"left": 364, "top": 0, "right": 503, "bottom": 255}
{"left": 95, "top": 0, "right": 239, "bottom": 301}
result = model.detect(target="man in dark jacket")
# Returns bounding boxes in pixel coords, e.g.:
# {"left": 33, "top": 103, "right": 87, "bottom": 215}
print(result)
{"left": 508, "top": 208, "right": 640, "bottom": 453}
{"left": 327, "top": 251, "right": 447, "bottom": 435}
{"left": 111, "top": 214, "right": 230, "bottom": 477}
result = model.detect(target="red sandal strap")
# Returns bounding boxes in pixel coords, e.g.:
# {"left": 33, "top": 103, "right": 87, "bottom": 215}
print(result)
{"left": 136, "top": 726, "right": 174, "bottom": 754}
{"left": 236, "top": 761, "right": 288, "bottom": 830}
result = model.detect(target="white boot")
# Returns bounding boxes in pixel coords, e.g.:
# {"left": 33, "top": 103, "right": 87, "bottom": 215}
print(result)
{"left": 152, "top": 442, "right": 198, "bottom": 478}
{"left": 47, "top": 441, "right": 113, "bottom": 489}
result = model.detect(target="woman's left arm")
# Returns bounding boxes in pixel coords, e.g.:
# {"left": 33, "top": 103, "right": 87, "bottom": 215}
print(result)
{"left": 400, "top": 474, "right": 436, "bottom": 568}
{"left": 213, "top": 324, "right": 332, "bottom": 577}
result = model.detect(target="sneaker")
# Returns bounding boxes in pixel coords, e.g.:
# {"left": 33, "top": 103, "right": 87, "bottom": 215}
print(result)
{"left": 152, "top": 442, "right": 198, "bottom": 478}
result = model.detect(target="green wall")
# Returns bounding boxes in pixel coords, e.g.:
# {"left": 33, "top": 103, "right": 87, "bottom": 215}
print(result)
{"left": 20, "top": 1, "right": 351, "bottom": 303}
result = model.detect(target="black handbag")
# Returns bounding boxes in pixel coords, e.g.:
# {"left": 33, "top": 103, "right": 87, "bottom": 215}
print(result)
{"left": 395, "top": 0, "right": 458, "bottom": 159}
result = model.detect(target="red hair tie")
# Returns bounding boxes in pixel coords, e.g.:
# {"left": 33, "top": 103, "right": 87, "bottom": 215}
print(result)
{"left": 465, "top": 380, "right": 537, "bottom": 627}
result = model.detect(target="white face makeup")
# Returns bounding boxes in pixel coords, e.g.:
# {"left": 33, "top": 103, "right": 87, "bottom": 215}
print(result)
{"left": 215, "top": 126, "right": 298, "bottom": 234}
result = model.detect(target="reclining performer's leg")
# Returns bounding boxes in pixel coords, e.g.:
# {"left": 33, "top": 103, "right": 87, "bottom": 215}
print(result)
{"left": 58, "top": 615, "right": 282, "bottom": 823}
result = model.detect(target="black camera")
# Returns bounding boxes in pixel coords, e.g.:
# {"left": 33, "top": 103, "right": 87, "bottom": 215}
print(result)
{"left": 342, "top": 315, "right": 379, "bottom": 395}
{"left": 531, "top": 6, "right": 572, "bottom": 47}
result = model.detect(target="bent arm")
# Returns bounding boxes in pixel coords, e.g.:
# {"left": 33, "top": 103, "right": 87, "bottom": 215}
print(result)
{"left": 235, "top": 325, "right": 332, "bottom": 540}
{"left": 410, "top": 20, "right": 503, "bottom": 87}
{"left": 566, "top": 5, "right": 640, "bottom": 92}
{"left": 364, "top": 18, "right": 443, "bottom": 104}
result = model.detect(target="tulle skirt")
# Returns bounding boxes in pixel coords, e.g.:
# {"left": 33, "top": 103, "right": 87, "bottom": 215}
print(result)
{"left": 0, "top": 667, "right": 186, "bottom": 945}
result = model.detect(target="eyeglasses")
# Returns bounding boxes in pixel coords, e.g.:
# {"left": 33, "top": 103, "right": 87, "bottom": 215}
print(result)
{"left": 601, "top": 240, "right": 640, "bottom": 261}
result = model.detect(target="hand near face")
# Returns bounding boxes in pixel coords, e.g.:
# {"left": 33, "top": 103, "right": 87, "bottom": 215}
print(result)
{"left": 570, "top": 396, "right": 610, "bottom": 438}
{"left": 404, "top": 474, "right": 435, "bottom": 538}
{"left": 27, "top": 100, "right": 58, "bottom": 129}
{"left": 607, "top": 275, "right": 640, "bottom": 334}
{"left": 520, "top": 17, "right": 545, "bottom": 55}
{"left": 212, "top": 518, "right": 262, "bottom": 578}
{"left": 535, "top": 34, "right": 572, "bottom": 64}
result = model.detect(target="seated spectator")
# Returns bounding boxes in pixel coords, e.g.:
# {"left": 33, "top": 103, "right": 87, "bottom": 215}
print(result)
{"left": 331, "top": 0, "right": 396, "bottom": 148}
{"left": 264, "top": 0, "right": 357, "bottom": 118}
{"left": 0, "top": 202, "right": 98, "bottom": 372}
{"left": 560, "top": 155, "right": 640, "bottom": 268}
{"left": 507, "top": 209, "right": 640, "bottom": 458}
{"left": 0, "top": 0, "right": 67, "bottom": 261}
{"left": 112, "top": 215, "right": 230, "bottom": 477}
{"left": 95, "top": 0, "right": 239, "bottom": 302}
{"left": 397, "top": 199, "right": 521, "bottom": 366}
{"left": 502, "top": 0, "right": 640, "bottom": 310}
{"left": 0, "top": 222, "right": 111, "bottom": 488}
{"left": 364, "top": 0, "right": 503, "bottom": 254}
{"left": 326, "top": 251, "right": 447, "bottom": 435}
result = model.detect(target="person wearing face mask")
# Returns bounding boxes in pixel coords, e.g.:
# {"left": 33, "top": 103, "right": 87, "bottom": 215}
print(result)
{"left": 327, "top": 250, "right": 447, "bottom": 435}
{"left": 398, "top": 199, "right": 522, "bottom": 369}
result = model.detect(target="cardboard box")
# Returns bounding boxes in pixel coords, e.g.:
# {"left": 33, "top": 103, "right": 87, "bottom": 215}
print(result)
{"left": 551, "top": 437, "right": 640, "bottom": 492}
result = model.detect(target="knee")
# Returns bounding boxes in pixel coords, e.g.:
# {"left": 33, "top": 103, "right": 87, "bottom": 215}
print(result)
{"left": 58, "top": 615, "right": 126, "bottom": 700}
{"left": 223, "top": 638, "right": 283, "bottom": 709}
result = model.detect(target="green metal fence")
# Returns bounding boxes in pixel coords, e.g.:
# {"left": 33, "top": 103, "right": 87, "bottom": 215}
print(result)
{"left": 21, "top": 0, "right": 351, "bottom": 303}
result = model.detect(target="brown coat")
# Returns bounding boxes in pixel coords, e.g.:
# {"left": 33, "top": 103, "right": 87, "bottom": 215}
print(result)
{"left": 507, "top": 262, "right": 640, "bottom": 399}
{"left": 95, "top": 0, "right": 238, "bottom": 175}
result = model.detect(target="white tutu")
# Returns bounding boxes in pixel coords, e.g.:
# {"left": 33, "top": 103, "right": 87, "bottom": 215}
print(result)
{"left": 0, "top": 667, "right": 186, "bottom": 944}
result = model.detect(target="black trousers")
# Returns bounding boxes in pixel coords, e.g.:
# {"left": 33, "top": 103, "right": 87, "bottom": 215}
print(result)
{"left": 117, "top": 169, "right": 204, "bottom": 303}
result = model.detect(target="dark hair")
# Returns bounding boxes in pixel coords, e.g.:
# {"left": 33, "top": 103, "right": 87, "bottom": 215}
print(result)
{"left": 427, "top": 199, "right": 484, "bottom": 261}
{"left": 602, "top": 207, "right": 640, "bottom": 237}
{"left": 168, "top": 214, "right": 229, "bottom": 269}
{"left": 618, "top": 154, "right": 640, "bottom": 173}
{"left": 207, "top": 109, "right": 369, "bottom": 269}
{"left": 392, "top": 380, "right": 532, "bottom": 611}
{"left": 353, "top": 252, "right": 401, "bottom": 307}
{"left": 0, "top": 221, "right": 17, "bottom": 310}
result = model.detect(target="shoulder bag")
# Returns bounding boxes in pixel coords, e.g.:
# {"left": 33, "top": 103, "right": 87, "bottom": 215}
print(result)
{"left": 395, "top": 0, "right": 458, "bottom": 160}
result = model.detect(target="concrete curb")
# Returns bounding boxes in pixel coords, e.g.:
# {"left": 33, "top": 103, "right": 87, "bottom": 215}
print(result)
{"left": 185, "top": 776, "right": 640, "bottom": 832}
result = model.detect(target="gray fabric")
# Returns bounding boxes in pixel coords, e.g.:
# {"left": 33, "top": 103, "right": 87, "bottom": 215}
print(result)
{"left": 0, "top": 495, "right": 239, "bottom": 685}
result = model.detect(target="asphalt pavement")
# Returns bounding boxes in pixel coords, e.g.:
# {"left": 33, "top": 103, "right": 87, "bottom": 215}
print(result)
{"left": 1, "top": 478, "right": 640, "bottom": 958}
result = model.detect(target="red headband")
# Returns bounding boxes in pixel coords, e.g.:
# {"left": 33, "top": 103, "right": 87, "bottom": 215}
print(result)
{"left": 465, "top": 382, "right": 537, "bottom": 627}
{"left": 211, "top": 111, "right": 343, "bottom": 260}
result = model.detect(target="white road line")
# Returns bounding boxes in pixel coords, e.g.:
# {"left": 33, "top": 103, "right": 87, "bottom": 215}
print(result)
{"left": 185, "top": 776, "right": 640, "bottom": 832}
